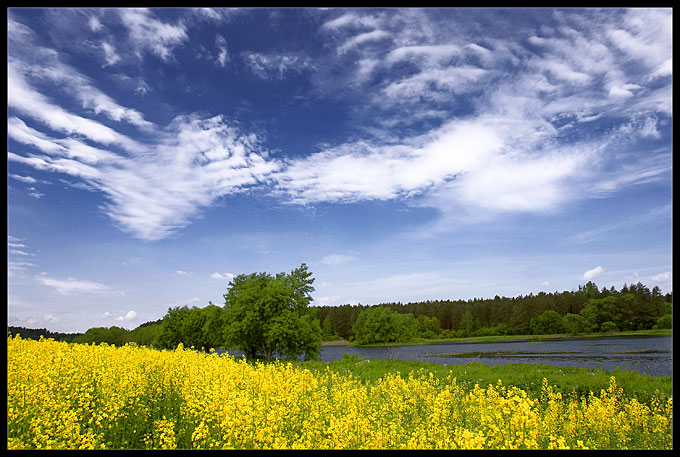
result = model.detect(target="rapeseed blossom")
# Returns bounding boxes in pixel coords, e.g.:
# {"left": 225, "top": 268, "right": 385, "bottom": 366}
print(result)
{"left": 7, "top": 335, "right": 672, "bottom": 449}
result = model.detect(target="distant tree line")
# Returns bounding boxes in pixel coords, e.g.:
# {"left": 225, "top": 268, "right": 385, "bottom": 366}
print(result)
{"left": 71, "top": 319, "right": 164, "bottom": 346}
{"left": 10, "top": 280, "right": 672, "bottom": 351}
{"left": 7, "top": 326, "right": 83, "bottom": 342}
{"left": 315, "top": 281, "right": 672, "bottom": 342}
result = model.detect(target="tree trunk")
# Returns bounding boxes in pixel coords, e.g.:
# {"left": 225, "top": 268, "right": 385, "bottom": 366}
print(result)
{"left": 261, "top": 341, "right": 272, "bottom": 359}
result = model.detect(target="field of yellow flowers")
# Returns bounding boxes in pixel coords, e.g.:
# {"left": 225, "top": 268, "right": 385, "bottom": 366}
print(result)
{"left": 7, "top": 335, "right": 672, "bottom": 449}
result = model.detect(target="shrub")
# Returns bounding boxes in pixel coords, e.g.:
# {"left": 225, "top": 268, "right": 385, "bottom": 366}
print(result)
{"left": 600, "top": 321, "right": 619, "bottom": 333}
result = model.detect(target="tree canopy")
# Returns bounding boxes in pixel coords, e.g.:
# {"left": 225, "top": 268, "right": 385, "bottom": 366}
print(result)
{"left": 352, "top": 306, "right": 416, "bottom": 345}
{"left": 222, "top": 263, "right": 322, "bottom": 360}
{"left": 315, "top": 281, "right": 670, "bottom": 341}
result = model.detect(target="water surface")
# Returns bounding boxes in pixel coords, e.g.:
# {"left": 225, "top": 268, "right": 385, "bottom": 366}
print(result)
{"left": 316, "top": 336, "right": 673, "bottom": 377}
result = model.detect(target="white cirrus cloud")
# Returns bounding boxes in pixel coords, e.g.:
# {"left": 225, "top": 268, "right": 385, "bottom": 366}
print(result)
{"left": 215, "top": 34, "right": 229, "bottom": 67}
{"left": 117, "top": 8, "right": 188, "bottom": 62}
{"left": 115, "top": 311, "right": 137, "bottom": 321}
{"left": 104, "top": 310, "right": 138, "bottom": 321}
{"left": 337, "top": 29, "right": 391, "bottom": 55}
{"left": 211, "top": 272, "right": 235, "bottom": 281}
{"left": 243, "top": 52, "right": 313, "bottom": 79}
{"left": 314, "top": 295, "right": 341, "bottom": 305}
{"left": 382, "top": 66, "right": 488, "bottom": 102}
{"left": 581, "top": 266, "right": 604, "bottom": 281}
{"left": 7, "top": 44, "right": 281, "bottom": 241}
{"left": 7, "top": 236, "right": 34, "bottom": 276}
{"left": 385, "top": 44, "right": 462, "bottom": 65}
{"left": 36, "top": 274, "right": 112, "bottom": 295}
{"left": 321, "top": 254, "right": 355, "bottom": 266}
{"left": 651, "top": 272, "right": 671, "bottom": 282}
{"left": 8, "top": 66, "right": 123, "bottom": 146}
{"left": 275, "top": 112, "right": 594, "bottom": 216}
{"left": 43, "top": 314, "right": 59, "bottom": 323}
{"left": 28, "top": 188, "right": 44, "bottom": 199}
{"left": 101, "top": 41, "right": 121, "bottom": 67}
{"left": 10, "top": 249, "right": 34, "bottom": 256}
{"left": 9, "top": 174, "right": 37, "bottom": 184}
{"left": 320, "top": 12, "right": 379, "bottom": 31}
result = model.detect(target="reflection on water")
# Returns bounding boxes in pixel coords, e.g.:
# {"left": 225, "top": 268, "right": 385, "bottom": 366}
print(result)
{"left": 317, "top": 336, "right": 673, "bottom": 377}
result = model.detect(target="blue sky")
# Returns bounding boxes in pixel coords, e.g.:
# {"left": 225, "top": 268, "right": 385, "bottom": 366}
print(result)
{"left": 8, "top": 8, "right": 672, "bottom": 333}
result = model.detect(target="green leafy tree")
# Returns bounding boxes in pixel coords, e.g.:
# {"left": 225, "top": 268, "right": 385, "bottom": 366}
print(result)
{"left": 352, "top": 306, "right": 416, "bottom": 345}
{"left": 127, "top": 321, "right": 162, "bottom": 347}
{"left": 654, "top": 299, "right": 672, "bottom": 330}
{"left": 262, "top": 307, "right": 322, "bottom": 359}
{"left": 222, "top": 263, "right": 322, "bottom": 360}
{"left": 181, "top": 307, "right": 209, "bottom": 349}
{"left": 73, "top": 327, "right": 113, "bottom": 345}
{"left": 580, "top": 296, "right": 619, "bottom": 332}
{"left": 529, "top": 310, "right": 564, "bottom": 335}
{"left": 154, "top": 306, "right": 192, "bottom": 349}
{"left": 321, "top": 317, "right": 339, "bottom": 341}
{"left": 458, "top": 310, "right": 475, "bottom": 337}
{"left": 200, "top": 305, "right": 227, "bottom": 350}
{"left": 561, "top": 313, "right": 591, "bottom": 335}
{"left": 654, "top": 314, "right": 672, "bottom": 329}
{"left": 600, "top": 321, "right": 619, "bottom": 333}
{"left": 73, "top": 326, "right": 129, "bottom": 346}
{"left": 416, "top": 315, "right": 441, "bottom": 338}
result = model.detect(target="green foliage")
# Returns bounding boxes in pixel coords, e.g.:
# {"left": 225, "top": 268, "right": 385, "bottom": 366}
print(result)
{"left": 458, "top": 310, "right": 475, "bottom": 337}
{"left": 72, "top": 327, "right": 111, "bottom": 345}
{"left": 580, "top": 295, "right": 632, "bottom": 332}
{"left": 314, "top": 281, "right": 667, "bottom": 341}
{"left": 200, "top": 305, "right": 227, "bottom": 350}
{"left": 439, "top": 328, "right": 458, "bottom": 339}
{"left": 73, "top": 326, "right": 129, "bottom": 346}
{"left": 263, "top": 307, "right": 322, "bottom": 360}
{"left": 529, "top": 310, "right": 564, "bottom": 335}
{"left": 578, "top": 286, "right": 665, "bottom": 333}
{"left": 472, "top": 324, "right": 509, "bottom": 337}
{"left": 154, "top": 306, "right": 192, "bottom": 349}
{"left": 663, "top": 300, "right": 672, "bottom": 315}
{"left": 415, "top": 314, "right": 441, "bottom": 338}
{"left": 222, "top": 263, "right": 322, "bottom": 360}
{"left": 561, "top": 313, "right": 591, "bottom": 335}
{"left": 653, "top": 314, "right": 672, "bottom": 330}
{"left": 321, "top": 317, "right": 340, "bottom": 341}
{"left": 600, "top": 321, "right": 619, "bottom": 333}
{"left": 352, "top": 306, "right": 416, "bottom": 345}
{"left": 7, "top": 326, "right": 81, "bottom": 342}
{"left": 126, "top": 322, "right": 162, "bottom": 346}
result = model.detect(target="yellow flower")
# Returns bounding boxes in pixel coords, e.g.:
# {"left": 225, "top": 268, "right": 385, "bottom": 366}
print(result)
{"left": 6, "top": 335, "right": 673, "bottom": 450}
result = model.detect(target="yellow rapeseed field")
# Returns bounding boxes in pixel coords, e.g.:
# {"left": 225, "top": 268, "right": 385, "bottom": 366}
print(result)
{"left": 7, "top": 335, "right": 672, "bottom": 449}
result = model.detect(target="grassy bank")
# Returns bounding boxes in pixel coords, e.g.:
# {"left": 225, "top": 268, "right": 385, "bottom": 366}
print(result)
{"left": 297, "top": 354, "right": 672, "bottom": 406}
{"left": 323, "top": 328, "right": 672, "bottom": 347}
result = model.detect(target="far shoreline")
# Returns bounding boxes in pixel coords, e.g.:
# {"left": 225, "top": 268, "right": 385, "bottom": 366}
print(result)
{"left": 321, "top": 328, "right": 672, "bottom": 347}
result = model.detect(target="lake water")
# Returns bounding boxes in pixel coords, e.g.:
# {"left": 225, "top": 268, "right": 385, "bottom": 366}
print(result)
{"left": 316, "top": 336, "right": 673, "bottom": 377}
